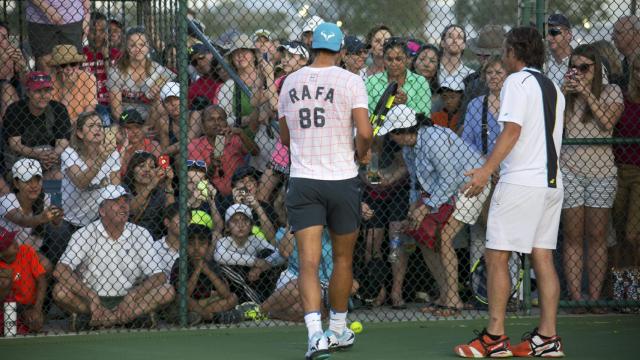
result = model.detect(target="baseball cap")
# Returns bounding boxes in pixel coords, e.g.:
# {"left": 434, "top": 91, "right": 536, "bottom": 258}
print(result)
{"left": 190, "top": 210, "right": 213, "bottom": 230}
{"left": 312, "top": 22, "right": 343, "bottom": 52}
{"left": 0, "top": 227, "right": 18, "bottom": 252}
{"left": 302, "top": 15, "right": 324, "bottom": 33}
{"left": 278, "top": 41, "right": 310, "bottom": 59}
{"left": 548, "top": 14, "right": 571, "bottom": 29}
{"left": 99, "top": 185, "right": 130, "bottom": 204}
{"left": 161, "top": 81, "right": 180, "bottom": 101}
{"left": 377, "top": 105, "right": 417, "bottom": 136}
{"left": 252, "top": 29, "right": 273, "bottom": 42}
{"left": 12, "top": 158, "right": 43, "bottom": 182}
{"left": 188, "top": 43, "right": 210, "bottom": 59}
{"left": 344, "top": 36, "right": 369, "bottom": 54}
{"left": 438, "top": 75, "right": 465, "bottom": 93}
{"left": 119, "top": 108, "right": 145, "bottom": 126}
{"left": 231, "top": 165, "right": 259, "bottom": 186}
{"left": 225, "top": 204, "right": 253, "bottom": 223}
{"left": 25, "top": 71, "right": 53, "bottom": 92}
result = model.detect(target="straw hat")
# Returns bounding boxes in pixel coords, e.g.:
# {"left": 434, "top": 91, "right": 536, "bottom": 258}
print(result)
{"left": 467, "top": 25, "right": 506, "bottom": 56}
{"left": 50, "top": 45, "right": 86, "bottom": 66}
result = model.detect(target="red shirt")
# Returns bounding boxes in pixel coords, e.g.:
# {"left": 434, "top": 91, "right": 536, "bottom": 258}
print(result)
{"left": 82, "top": 47, "right": 123, "bottom": 105}
{"left": 0, "top": 245, "right": 45, "bottom": 305}
{"left": 188, "top": 77, "right": 221, "bottom": 107}
{"left": 187, "top": 135, "right": 248, "bottom": 196}
{"left": 431, "top": 110, "right": 460, "bottom": 131}
{"left": 614, "top": 97, "right": 640, "bottom": 167}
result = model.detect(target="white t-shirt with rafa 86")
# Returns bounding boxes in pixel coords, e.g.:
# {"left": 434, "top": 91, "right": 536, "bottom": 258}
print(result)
{"left": 278, "top": 66, "right": 369, "bottom": 181}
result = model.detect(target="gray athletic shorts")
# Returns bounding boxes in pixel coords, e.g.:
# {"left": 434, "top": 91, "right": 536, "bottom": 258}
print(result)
{"left": 286, "top": 176, "right": 362, "bottom": 234}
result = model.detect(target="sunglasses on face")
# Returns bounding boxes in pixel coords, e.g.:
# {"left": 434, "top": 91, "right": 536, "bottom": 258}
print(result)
{"left": 60, "top": 62, "right": 81, "bottom": 69}
{"left": 29, "top": 74, "right": 51, "bottom": 82}
{"left": 186, "top": 159, "right": 207, "bottom": 168}
{"left": 548, "top": 28, "right": 562, "bottom": 37}
{"left": 384, "top": 37, "right": 406, "bottom": 47}
{"left": 569, "top": 63, "right": 594, "bottom": 74}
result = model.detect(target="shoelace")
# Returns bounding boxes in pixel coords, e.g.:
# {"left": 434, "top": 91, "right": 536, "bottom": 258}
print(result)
{"left": 520, "top": 328, "right": 536, "bottom": 342}
{"left": 468, "top": 328, "right": 489, "bottom": 344}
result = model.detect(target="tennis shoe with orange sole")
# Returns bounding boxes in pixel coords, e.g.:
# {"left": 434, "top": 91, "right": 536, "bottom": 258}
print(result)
{"left": 454, "top": 328, "right": 513, "bottom": 358}
{"left": 511, "top": 328, "right": 565, "bottom": 357}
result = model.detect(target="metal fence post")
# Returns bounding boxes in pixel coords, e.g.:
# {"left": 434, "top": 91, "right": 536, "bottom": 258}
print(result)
{"left": 176, "top": 0, "right": 189, "bottom": 328}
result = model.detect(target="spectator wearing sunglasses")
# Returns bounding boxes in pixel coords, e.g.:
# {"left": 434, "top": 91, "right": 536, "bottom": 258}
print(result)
{"left": 187, "top": 43, "right": 223, "bottom": 107}
{"left": 50, "top": 44, "right": 98, "bottom": 125}
{"left": 545, "top": 14, "right": 573, "bottom": 86}
{"left": 560, "top": 44, "right": 624, "bottom": 313}
{"left": 3, "top": 71, "right": 72, "bottom": 180}
{"left": 25, "top": 0, "right": 89, "bottom": 72}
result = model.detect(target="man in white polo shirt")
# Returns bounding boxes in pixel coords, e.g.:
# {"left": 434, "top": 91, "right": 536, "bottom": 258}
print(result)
{"left": 52, "top": 185, "right": 175, "bottom": 330}
{"left": 456, "top": 27, "right": 566, "bottom": 358}
{"left": 278, "top": 22, "right": 373, "bottom": 360}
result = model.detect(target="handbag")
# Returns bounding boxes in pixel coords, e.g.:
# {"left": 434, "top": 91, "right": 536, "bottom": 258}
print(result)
{"left": 405, "top": 199, "right": 455, "bottom": 251}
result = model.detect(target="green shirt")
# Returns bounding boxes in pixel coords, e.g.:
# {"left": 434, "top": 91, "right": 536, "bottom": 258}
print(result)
{"left": 365, "top": 70, "right": 431, "bottom": 115}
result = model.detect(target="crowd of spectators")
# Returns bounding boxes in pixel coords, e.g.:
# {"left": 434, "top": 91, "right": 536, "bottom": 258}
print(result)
{"left": 0, "top": 1, "right": 639, "bottom": 335}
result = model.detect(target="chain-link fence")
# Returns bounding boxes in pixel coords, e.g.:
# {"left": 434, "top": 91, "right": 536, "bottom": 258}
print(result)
{"left": 0, "top": 0, "right": 638, "bottom": 337}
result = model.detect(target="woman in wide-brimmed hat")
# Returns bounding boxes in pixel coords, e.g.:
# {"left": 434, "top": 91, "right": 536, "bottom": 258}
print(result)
{"left": 50, "top": 44, "right": 98, "bottom": 125}
{"left": 216, "top": 33, "right": 276, "bottom": 128}
{"left": 216, "top": 33, "right": 277, "bottom": 184}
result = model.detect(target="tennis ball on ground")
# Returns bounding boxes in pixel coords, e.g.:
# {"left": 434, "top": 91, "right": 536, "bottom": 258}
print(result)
{"left": 349, "top": 321, "right": 363, "bottom": 334}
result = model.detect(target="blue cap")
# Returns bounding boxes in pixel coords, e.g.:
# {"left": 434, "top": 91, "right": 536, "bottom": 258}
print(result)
{"left": 312, "top": 22, "right": 343, "bottom": 52}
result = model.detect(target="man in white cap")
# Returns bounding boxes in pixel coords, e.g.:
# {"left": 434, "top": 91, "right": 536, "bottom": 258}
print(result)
{"left": 157, "top": 81, "right": 185, "bottom": 155}
{"left": 278, "top": 22, "right": 372, "bottom": 359}
{"left": 53, "top": 185, "right": 174, "bottom": 330}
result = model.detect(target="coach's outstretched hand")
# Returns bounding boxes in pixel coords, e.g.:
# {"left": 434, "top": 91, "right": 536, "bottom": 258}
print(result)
{"left": 462, "top": 166, "right": 491, "bottom": 197}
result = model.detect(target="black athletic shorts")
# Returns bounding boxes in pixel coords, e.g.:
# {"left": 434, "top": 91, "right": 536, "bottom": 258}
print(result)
{"left": 286, "top": 176, "right": 362, "bottom": 234}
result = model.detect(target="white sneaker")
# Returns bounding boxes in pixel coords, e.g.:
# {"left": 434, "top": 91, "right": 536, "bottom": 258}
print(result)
{"left": 325, "top": 328, "right": 356, "bottom": 351}
{"left": 305, "top": 331, "right": 330, "bottom": 360}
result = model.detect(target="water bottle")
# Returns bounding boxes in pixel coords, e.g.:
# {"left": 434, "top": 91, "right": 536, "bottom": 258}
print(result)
{"left": 3, "top": 296, "right": 17, "bottom": 337}
{"left": 388, "top": 230, "right": 402, "bottom": 263}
